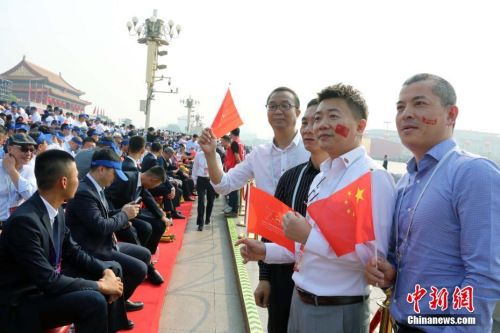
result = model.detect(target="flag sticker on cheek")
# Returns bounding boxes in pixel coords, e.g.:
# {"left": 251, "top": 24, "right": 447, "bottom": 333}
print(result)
{"left": 335, "top": 124, "right": 349, "bottom": 137}
{"left": 422, "top": 116, "right": 437, "bottom": 125}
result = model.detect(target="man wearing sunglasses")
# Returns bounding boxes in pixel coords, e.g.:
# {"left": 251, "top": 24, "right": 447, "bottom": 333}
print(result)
{"left": 0, "top": 133, "right": 37, "bottom": 231}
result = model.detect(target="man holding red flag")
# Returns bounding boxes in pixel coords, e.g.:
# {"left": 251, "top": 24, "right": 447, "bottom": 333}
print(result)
{"left": 237, "top": 84, "right": 396, "bottom": 332}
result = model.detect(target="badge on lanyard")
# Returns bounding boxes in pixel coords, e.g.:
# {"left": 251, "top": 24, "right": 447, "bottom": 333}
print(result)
{"left": 293, "top": 244, "right": 305, "bottom": 272}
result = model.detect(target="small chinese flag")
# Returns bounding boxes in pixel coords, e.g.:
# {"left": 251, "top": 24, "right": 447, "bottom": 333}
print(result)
{"left": 247, "top": 186, "right": 295, "bottom": 253}
{"left": 307, "top": 172, "right": 374, "bottom": 257}
{"left": 210, "top": 88, "right": 243, "bottom": 138}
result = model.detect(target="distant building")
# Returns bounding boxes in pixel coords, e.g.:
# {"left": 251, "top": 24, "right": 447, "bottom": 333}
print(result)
{"left": 0, "top": 56, "right": 91, "bottom": 113}
{"left": 0, "top": 78, "right": 12, "bottom": 102}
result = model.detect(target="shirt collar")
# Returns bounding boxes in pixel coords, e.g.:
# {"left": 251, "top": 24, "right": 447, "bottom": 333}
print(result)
{"left": 271, "top": 131, "right": 302, "bottom": 151}
{"left": 86, "top": 174, "right": 103, "bottom": 193}
{"left": 127, "top": 155, "right": 138, "bottom": 167}
{"left": 137, "top": 172, "right": 142, "bottom": 188}
{"left": 406, "top": 138, "right": 457, "bottom": 173}
{"left": 320, "top": 146, "right": 366, "bottom": 173}
{"left": 39, "top": 195, "right": 58, "bottom": 221}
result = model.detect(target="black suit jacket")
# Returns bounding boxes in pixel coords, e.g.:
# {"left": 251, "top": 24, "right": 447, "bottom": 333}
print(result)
{"left": 0, "top": 192, "right": 108, "bottom": 307}
{"left": 122, "top": 157, "right": 140, "bottom": 172}
{"left": 105, "top": 171, "right": 164, "bottom": 219}
{"left": 141, "top": 152, "right": 158, "bottom": 173}
{"left": 65, "top": 176, "right": 130, "bottom": 260}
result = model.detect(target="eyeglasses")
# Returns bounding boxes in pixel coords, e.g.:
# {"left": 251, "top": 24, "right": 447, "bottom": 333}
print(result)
{"left": 266, "top": 103, "right": 297, "bottom": 112}
{"left": 14, "top": 145, "right": 36, "bottom": 153}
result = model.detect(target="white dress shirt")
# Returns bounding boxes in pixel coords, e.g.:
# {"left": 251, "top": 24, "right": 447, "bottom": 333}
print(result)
{"left": 40, "top": 195, "right": 58, "bottom": 228}
{"left": 265, "top": 146, "right": 396, "bottom": 296}
{"left": 30, "top": 112, "right": 41, "bottom": 123}
{"left": 192, "top": 151, "right": 222, "bottom": 184}
{"left": 0, "top": 162, "right": 37, "bottom": 220}
{"left": 212, "top": 132, "right": 309, "bottom": 196}
{"left": 62, "top": 141, "right": 75, "bottom": 156}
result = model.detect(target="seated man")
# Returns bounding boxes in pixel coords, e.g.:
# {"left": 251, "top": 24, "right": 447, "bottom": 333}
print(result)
{"left": 105, "top": 166, "right": 169, "bottom": 285}
{"left": 0, "top": 133, "right": 37, "bottom": 230}
{"left": 65, "top": 149, "right": 150, "bottom": 313}
{"left": 0, "top": 150, "right": 129, "bottom": 332}
{"left": 142, "top": 142, "right": 184, "bottom": 220}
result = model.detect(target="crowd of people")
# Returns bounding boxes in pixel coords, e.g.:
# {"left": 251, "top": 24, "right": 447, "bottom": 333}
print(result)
{"left": 0, "top": 104, "right": 244, "bottom": 332}
{"left": 1, "top": 72, "right": 499, "bottom": 333}
{"left": 194, "top": 74, "right": 500, "bottom": 333}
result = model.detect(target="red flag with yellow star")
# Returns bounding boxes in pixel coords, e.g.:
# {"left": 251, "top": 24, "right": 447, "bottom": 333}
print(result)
{"left": 307, "top": 172, "right": 374, "bottom": 257}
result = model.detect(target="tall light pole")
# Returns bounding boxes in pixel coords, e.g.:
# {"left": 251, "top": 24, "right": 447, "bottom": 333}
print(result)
{"left": 126, "top": 9, "right": 181, "bottom": 129}
{"left": 180, "top": 96, "right": 199, "bottom": 134}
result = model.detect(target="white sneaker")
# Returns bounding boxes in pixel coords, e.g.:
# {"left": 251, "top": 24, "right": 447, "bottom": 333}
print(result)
{"left": 221, "top": 205, "right": 231, "bottom": 212}
{"left": 223, "top": 206, "right": 233, "bottom": 213}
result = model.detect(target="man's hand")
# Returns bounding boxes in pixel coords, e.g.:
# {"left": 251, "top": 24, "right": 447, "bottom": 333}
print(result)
{"left": 364, "top": 257, "right": 396, "bottom": 288}
{"left": 254, "top": 280, "right": 271, "bottom": 308}
{"left": 122, "top": 203, "right": 140, "bottom": 220}
{"left": 234, "top": 238, "right": 266, "bottom": 263}
{"left": 161, "top": 215, "right": 172, "bottom": 227}
{"left": 2, "top": 153, "right": 16, "bottom": 172}
{"left": 282, "top": 211, "right": 311, "bottom": 244}
{"left": 198, "top": 128, "right": 217, "bottom": 155}
{"left": 168, "top": 187, "right": 175, "bottom": 200}
{"left": 97, "top": 269, "right": 123, "bottom": 304}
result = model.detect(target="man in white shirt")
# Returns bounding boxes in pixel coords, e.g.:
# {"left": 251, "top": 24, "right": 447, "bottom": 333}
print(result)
{"left": 186, "top": 134, "right": 200, "bottom": 154}
{"left": 0, "top": 134, "right": 38, "bottom": 229}
{"left": 29, "top": 107, "right": 41, "bottom": 123}
{"left": 192, "top": 150, "right": 222, "bottom": 231}
{"left": 74, "top": 114, "right": 89, "bottom": 130}
{"left": 95, "top": 118, "right": 106, "bottom": 133}
{"left": 62, "top": 124, "right": 73, "bottom": 142}
{"left": 236, "top": 84, "right": 397, "bottom": 332}
{"left": 63, "top": 136, "right": 82, "bottom": 157}
{"left": 53, "top": 107, "right": 66, "bottom": 124}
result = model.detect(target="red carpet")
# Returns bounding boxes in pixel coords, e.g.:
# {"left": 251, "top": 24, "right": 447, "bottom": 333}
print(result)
{"left": 126, "top": 201, "right": 194, "bottom": 332}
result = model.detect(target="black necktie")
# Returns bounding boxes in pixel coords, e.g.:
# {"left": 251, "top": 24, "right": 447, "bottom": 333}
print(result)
{"left": 53, "top": 215, "right": 61, "bottom": 269}
{"left": 99, "top": 190, "right": 109, "bottom": 212}
{"left": 135, "top": 186, "right": 142, "bottom": 200}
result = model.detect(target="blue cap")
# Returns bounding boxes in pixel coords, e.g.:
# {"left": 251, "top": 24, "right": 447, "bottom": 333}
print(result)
{"left": 87, "top": 129, "right": 100, "bottom": 136}
{"left": 15, "top": 123, "right": 30, "bottom": 132}
{"left": 35, "top": 133, "right": 49, "bottom": 145}
{"left": 10, "top": 102, "right": 19, "bottom": 108}
{"left": 54, "top": 107, "right": 61, "bottom": 112}
{"left": 146, "top": 142, "right": 152, "bottom": 147}
{"left": 79, "top": 114, "right": 89, "bottom": 119}
{"left": 7, "top": 123, "right": 15, "bottom": 130}
{"left": 72, "top": 126, "right": 81, "bottom": 134}
{"left": 51, "top": 120, "right": 59, "bottom": 125}
{"left": 121, "top": 140, "right": 129, "bottom": 146}
{"left": 55, "top": 132, "right": 65, "bottom": 140}
{"left": 29, "top": 106, "right": 37, "bottom": 111}
{"left": 61, "top": 124, "right": 72, "bottom": 130}
{"left": 44, "top": 133, "right": 54, "bottom": 141}
{"left": 71, "top": 137, "right": 82, "bottom": 146}
{"left": 98, "top": 139, "right": 120, "bottom": 155}
{"left": 91, "top": 160, "right": 128, "bottom": 181}
{"left": 96, "top": 117, "right": 101, "bottom": 121}
{"left": 122, "top": 135, "right": 129, "bottom": 140}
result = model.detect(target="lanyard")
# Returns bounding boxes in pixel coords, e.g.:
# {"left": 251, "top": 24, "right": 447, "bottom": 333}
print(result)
{"left": 291, "top": 164, "right": 308, "bottom": 211}
{"left": 395, "top": 146, "right": 456, "bottom": 264}
{"left": 269, "top": 138, "right": 302, "bottom": 192}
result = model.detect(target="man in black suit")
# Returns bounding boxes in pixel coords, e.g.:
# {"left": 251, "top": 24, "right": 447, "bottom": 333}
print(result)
{"left": 162, "top": 146, "right": 196, "bottom": 202}
{"left": 105, "top": 166, "right": 169, "bottom": 285}
{"left": 142, "top": 143, "right": 185, "bottom": 219}
{"left": 0, "top": 150, "right": 128, "bottom": 333}
{"left": 66, "top": 149, "right": 150, "bottom": 312}
{"left": 121, "top": 135, "right": 144, "bottom": 172}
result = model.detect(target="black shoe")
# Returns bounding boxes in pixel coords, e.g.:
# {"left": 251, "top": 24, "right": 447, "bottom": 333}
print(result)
{"left": 148, "top": 264, "right": 164, "bottom": 285}
{"left": 197, "top": 226, "right": 203, "bottom": 231}
{"left": 172, "top": 212, "right": 186, "bottom": 219}
{"left": 205, "top": 219, "right": 211, "bottom": 225}
{"left": 125, "top": 300, "right": 144, "bottom": 312}
{"left": 124, "top": 320, "right": 135, "bottom": 330}
{"left": 184, "top": 197, "right": 195, "bottom": 202}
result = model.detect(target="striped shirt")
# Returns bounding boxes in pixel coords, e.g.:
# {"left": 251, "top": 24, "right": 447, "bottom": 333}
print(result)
{"left": 259, "top": 159, "right": 320, "bottom": 281}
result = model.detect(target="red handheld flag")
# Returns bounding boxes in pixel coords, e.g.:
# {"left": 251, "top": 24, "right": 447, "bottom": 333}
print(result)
{"left": 210, "top": 88, "right": 243, "bottom": 138}
{"left": 307, "top": 172, "right": 374, "bottom": 257}
{"left": 246, "top": 186, "right": 295, "bottom": 253}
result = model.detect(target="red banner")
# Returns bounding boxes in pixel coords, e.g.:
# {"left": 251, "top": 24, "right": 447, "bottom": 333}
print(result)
{"left": 247, "top": 186, "right": 295, "bottom": 253}
{"left": 211, "top": 88, "right": 243, "bottom": 138}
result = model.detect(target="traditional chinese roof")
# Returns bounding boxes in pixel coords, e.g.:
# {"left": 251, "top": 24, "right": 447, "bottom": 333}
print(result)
{"left": 0, "top": 56, "right": 85, "bottom": 96}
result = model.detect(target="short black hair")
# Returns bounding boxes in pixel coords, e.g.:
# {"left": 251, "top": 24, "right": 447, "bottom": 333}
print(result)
{"left": 82, "top": 136, "right": 96, "bottom": 145}
{"left": 266, "top": 87, "right": 300, "bottom": 109}
{"left": 317, "top": 84, "right": 368, "bottom": 120}
{"left": 306, "top": 98, "right": 318, "bottom": 109}
{"left": 221, "top": 135, "right": 230, "bottom": 142}
{"left": 144, "top": 165, "right": 167, "bottom": 183}
{"left": 30, "top": 123, "right": 39, "bottom": 130}
{"left": 129, "top": 135, "right": 146, "bottom": 154}
{"left": 89, "top": 149, "right": 121, "bottom": 172}
{"left": 230, "top": 128, "right": 240, "bottom": 136}
{"left": 151, "top": 142, "right": 162, "bottom": 153}
{"left": 38, "top": 125, "right": 53, "bottom": 135}
{"left": 35, "top": 150, "right": 75, "bottom": 191}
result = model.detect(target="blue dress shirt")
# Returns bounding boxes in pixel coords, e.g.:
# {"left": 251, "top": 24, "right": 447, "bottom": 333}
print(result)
{"left": 389, "top": 139, "right": 500, "bottom": 332}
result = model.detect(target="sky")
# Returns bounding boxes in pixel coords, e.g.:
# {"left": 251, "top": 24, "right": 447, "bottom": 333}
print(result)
{"left": 1, "top": 0, "right": 499, "bottom": 140}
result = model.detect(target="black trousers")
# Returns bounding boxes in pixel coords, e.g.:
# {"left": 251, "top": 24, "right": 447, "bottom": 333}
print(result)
{"left": 196, "top": 177, "right": 216, "bottom": 227}
{"left": 116, "top": 218, "right": 152, "bottom": 247}
{"left": 268, "top": 263, "right": 295, "bottom": 333}
{"left": 110, "top": 243, "right": 150, "bottom": 300}
{"left": 175, "top": 174, "right": 194, "bottom": 199}
{"left": 136, "top": 210, "right": 166, "bottom": 255}
{"left": 149, "top": 183, "right": 175, "bottom": 212}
